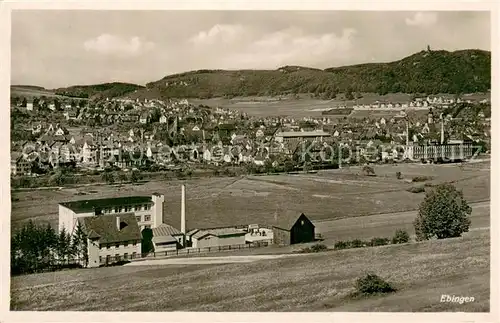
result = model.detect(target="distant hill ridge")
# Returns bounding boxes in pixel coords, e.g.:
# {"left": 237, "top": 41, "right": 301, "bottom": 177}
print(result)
{"left": 14, "top": 49, "right": 491, "bottom": 99}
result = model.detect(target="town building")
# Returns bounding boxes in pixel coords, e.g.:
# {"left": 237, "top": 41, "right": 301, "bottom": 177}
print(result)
{"left": 274, "top": 130, "right": 330, "bottom": 144}
{"left": 406, "top": 143, "right": 475, "bottom": 162}
{"left": 10, "top": 153, "right": 32, "bottom": 176}
{"left": 272, "top": 212, "right": 315, "bottom": 245}
{"left": 58, "top": 193, "right": 165, "bottom": 234}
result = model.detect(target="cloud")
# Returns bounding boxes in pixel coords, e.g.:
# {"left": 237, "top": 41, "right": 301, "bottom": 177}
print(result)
{"left": 189, "top": 24, "right": 246, "bottom": 44}
{"left": 229, "top": 27, "right": 357, "bottom": 68}
{"left": 83, "top": 34, "right": 155, "bottom": 57}
{"left": 405, "top": 12, "right": 438, "bottom": 27}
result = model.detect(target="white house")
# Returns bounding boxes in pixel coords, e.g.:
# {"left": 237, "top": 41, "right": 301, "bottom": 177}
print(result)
{"left": 58, "top": 193, "right": 165, "bottom": 236}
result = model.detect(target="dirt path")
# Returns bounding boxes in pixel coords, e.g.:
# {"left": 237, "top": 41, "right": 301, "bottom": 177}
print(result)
{"left": 124, "top": 254, "right": 304, "bottom": 266}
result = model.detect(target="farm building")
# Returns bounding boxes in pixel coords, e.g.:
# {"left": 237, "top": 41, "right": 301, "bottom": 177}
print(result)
{"left": 152, "top": 223, "right": 185, "bottom": 252}
{"left": 186, "top": 228, "right": 247, "bottom": 248}
{"left": 272, "top": 212, "right": 315, "bottom": 245}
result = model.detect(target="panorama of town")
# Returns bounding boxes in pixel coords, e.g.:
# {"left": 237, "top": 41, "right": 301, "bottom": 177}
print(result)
{"left": 8, "top": 8, "right": 493, "bottom": 315}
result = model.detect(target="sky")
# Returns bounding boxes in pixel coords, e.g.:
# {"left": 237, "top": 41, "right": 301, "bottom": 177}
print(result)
{"left": 11, "top": 10, "right": 491, "bottom": 89}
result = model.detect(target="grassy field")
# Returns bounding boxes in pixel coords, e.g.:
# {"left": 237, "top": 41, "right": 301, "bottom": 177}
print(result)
{"left": 10, "top": 161, "right": 490, "bottom": 232}
{"left": 10, "top": 229, "right": 489, "bottom": 311}
{"left": 190, "top": 93, "right": 436, "bottom": 118}
{"left": 10, "top": 86, "right": 67, "bottom": 99}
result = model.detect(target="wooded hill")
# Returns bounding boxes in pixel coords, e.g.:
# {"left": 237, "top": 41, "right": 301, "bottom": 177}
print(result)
{"left": 145, "top": 49, "right": 490, "bottom": 99}
{"left": 25, "top": 49, "right": 490, "bottom": 100}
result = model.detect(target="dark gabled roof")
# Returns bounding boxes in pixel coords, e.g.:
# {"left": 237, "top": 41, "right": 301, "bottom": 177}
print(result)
{"left": 59, "top": 195, "right": 153, "bottom": 213}
{"left": 272, "top": 212, "right": 313, "bottom": 231}
{"left": 81, "top": 213, "right": 142, "bottom": 244}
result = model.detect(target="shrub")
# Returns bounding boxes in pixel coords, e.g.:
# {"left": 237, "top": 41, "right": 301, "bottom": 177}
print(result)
{"left": 412, "top": 176, "right": 433, "bottom": 182}
{"left": 355, "top": 273, "right": 396, "bottom": 295}
{"left": 350, "top": 239, "right": 365, "bottom": 248}
{"left": 334, "top": 240, "right": 350, "bottom": 250}
{"left": 362, "top": 166, "right": 376, "bottom": 176}
{"left": 310, "top": 243, "right": 328, "bottom": 252}
{"left": 414, "top": 183, "right": 472, "bottom": 240}
{"left": 370, "top": 237, "right": 390, "bottom": 246}
{"left": 407, "top": 186, "right": 425, "bottom": 193}
{"left": 392, "top": 230, "right": 410, "bottom": 244}
{"left": 396, "top": 171, "right": 402, "bottom": 179}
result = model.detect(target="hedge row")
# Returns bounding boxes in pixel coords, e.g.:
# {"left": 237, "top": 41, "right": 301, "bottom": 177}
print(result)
{"left": 334, "top": 230, "right": 410, "bottom": 250}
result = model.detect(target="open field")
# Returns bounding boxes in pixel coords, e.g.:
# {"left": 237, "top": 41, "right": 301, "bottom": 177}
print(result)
{"left": 10, "top": 229, "right": 489, "bottom": 311}
{"left": 11, "top": 161, "right": 490, "bottom": 232}
{"left": 10, "top": 86, "right": 67, "bottom": 99}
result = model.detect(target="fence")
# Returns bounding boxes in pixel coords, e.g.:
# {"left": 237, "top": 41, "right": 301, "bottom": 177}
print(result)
{"left": 99, "top": 240, "right": 273, "bottom": 266}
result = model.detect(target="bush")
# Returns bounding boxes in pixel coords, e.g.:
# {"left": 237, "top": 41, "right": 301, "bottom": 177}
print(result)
{"left": 355, "top": 273, "right": 396, "bottom": 295}
{"left": 412, "top": 176, "right": 433, "bottom": 182}
{"left": 310, "top": 243, "right": 328, "bottom": 252}
{"left": 392, "top": 230, "right": 410, "bottom": 244}
{"left": 334, "top": 240, "right": 350, "bottom": 250}
{"left": 370, "top": 237, "right": 390, "bottom": 246}
{"left": 407, "top": 186, "right": 425, "bottom": 193}
{"left": 414, "top": 183, "right": 472, "bottom": 240}
{"left": 396, "top": 171, "right": 402, "bottom": 179}
{"left": 350, "top": 239, "right": 365, "bottom": 248}
{"left": 362, "top": 166, "right": 376, "bottom": 176}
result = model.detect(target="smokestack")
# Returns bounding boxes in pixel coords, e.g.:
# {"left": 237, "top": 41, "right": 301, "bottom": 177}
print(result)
{"left": 116, "top": 216, "right": 120, "bottom": 231}
{"left": 440, "top": 117, "right": 444, "bottom": 145}
{"left": 405, "top": 120, "right": 409, "bottom": 147}
{"left": 181, "top": 184, "right": 186, "bottom": 234}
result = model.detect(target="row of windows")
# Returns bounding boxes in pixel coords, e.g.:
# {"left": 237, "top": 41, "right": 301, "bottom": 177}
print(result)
{"left": 136, "top": 215, "right": 151, "bottom": 222}
{"left": 100, "top": 240, "right": 139, "bottom": 249}
{"left": 100, "top": 204, "right": 152, "bottom": 214}
{"left": 100, "top": 252, "right": 137, "bottom": 262}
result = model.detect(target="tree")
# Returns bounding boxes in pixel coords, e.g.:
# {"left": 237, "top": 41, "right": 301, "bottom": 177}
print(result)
{"left": 129, "top": 170, "right": 141, "bottom": 183}
{"left": 118, "top": 172, "right": 128, "bottom": 184}
{"left": 101, "top": 171, "right": 115, "bottom": 184}
{"left": 413, "top": 183, "right": 472, "bottom": 240}
{"left": 56, "top": 228, "right": 72, "bottom": 263}
{"left": 72, "top": 222, "right": 88, "bottom": 267}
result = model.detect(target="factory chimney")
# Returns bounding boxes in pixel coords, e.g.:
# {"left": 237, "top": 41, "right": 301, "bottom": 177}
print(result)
{"left": 440, "top": 114, "right": 445, "bottom": 144}
{"left": 181, "top": 184, "right": 186, "bottom": 235}
{"left": 405, "top": 120, "right": 409, "bottom": 147}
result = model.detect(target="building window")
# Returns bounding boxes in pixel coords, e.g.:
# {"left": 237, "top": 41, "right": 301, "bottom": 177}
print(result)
{"left": 132, "top": 252, "right": 137, "bottom": 259}
{"left": 144, "top": 215, "right": 151, "bottom": 222}
{"left": 145, "top": 204, "right": 151, "bottom": 210}
{"left": 106, "top": 244, "right": 110, "bottom": 249}
{"left": 133, "top": 241, "right": 137, "bottom": 246}
{"left": 124, "top": 241, "right": 128, "bottom": 247}
{"left": 115, "top": 254, "right": 120, "bottom": 262}
{"left": 114, "top": 207, "right": 119, "bottom": 213}
{"left": 136, "top": 215, "right": 141, "bottom": 222}
{"left": 99, "top": 244, "right": 102, "bottom": 250}
{"left": 115, "top": 243, "right": 120, "bottom": 248}
{"left": 144, "top": 225, "right": 151, "bottom": 229}
{"left": 99, "top": 256, "right": 102, "bottom": 263}
{"left": 124, "top": 253, "right": 128, "bottom": 260}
